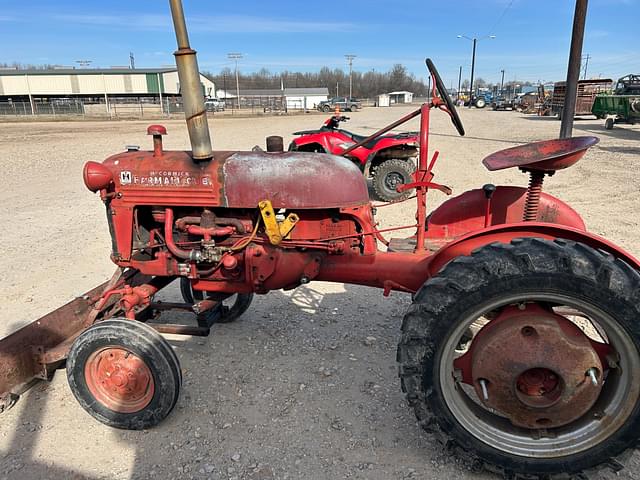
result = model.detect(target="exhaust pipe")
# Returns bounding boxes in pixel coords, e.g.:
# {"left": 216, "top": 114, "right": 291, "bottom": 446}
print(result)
{"left": 168, "top": 0, "right": 213, "bottom": 160}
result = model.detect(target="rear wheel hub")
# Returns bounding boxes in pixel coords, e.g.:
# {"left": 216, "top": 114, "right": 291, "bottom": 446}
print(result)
{"left": 457, "top": 304, "right": 604, "bottom": 429}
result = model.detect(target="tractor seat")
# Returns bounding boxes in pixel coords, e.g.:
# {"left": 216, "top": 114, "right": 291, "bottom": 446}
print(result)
{"left": 482, "top": 136, "right": 599, "bottom": 172}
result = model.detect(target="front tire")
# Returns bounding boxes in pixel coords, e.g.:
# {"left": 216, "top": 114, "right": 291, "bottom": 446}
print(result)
{"left": 397, "top": 238, "right": 640, "bottom": 478}
{"left": 372, "top": 159, "right": 414, "bottom": 202}
{"left": 475, "top": 98, "right": 486, "bottom": 108}
{"left": 605, "top": 117, "right": 614, "bottom": 130}
{"left": 67, "top": 319, "right": 182, "bottom": 430}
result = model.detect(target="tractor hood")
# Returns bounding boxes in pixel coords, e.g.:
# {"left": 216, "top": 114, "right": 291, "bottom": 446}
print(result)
{"left": 85, "top": 149, "right": 369, "bottom": 209}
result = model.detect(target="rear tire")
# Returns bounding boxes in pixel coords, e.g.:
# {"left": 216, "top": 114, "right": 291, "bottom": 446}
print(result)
{"left": 397, "top": 238, "right": 640, "bottom": 478}
{"left": 605, "top": 117, "right": 614, "bottom": 130}
{"left": 67, "top": 319, "right": 182, "bottom": 430}
{"left": 372, "top": 159, "right": 414, "bottom": 202}
{"left": 322, "top": 105, "right": 331, "bottom": 113}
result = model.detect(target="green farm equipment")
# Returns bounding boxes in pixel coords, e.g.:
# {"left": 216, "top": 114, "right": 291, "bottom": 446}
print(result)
{"left": 592, "top": 74, "right": 640, "bottom": 129}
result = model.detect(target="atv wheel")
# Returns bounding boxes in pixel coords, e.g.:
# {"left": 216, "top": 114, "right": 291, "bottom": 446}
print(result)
{"left": 397, "top": 238, "right": 640, "bottom": 478}
{"left": 67, "top": 319, "right": 182, "bottom": 429}
{"left": 180, "top": 277, "right": 253, "bottom": 323}
{"left": 372, "top": 159, "right": 414, "bottom": 202}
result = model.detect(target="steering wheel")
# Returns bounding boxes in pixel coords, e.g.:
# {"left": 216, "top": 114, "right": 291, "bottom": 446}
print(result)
{"left": 425, "top": 58, "right": 465, "bottom": 136}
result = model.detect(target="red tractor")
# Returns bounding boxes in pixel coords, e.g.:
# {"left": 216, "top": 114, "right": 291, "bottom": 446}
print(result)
{"left": 2, "top": 2, "right": 640, "bottom": 478}
{"left": 289, "top": 114, "right": 419, "bottom": 201}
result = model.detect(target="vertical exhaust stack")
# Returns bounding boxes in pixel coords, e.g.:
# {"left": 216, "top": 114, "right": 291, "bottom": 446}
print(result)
{"left": 168, "top": 0, "right": 213, "bottom": 160}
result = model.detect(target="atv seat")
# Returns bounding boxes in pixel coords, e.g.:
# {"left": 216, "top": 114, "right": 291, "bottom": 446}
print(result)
{"left": 341, "top": 130, "right": 417, "bottom": 150}
{"left": 482, "top": 136, "right": 599, "bottom": 172}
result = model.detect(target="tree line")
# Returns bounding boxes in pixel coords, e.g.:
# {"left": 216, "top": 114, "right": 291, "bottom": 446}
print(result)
{"left": 205, "top": 65, "right": 431, "bottom": 99}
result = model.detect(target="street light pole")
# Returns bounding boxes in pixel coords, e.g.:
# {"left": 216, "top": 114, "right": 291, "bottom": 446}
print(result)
{"left": 227, "top": 52, "right": 242, "bottom": 110}
{"left": 458, "top": 34, "right": 495, "bottom": 107}
{"left": 469, "top": 38, "right": 477, "bottom": 108}
{"left": 345, "top": 54, "right": 356, "bottom": 99}
{"left": 500, "top": 69, "right": 505, "bottom": 96}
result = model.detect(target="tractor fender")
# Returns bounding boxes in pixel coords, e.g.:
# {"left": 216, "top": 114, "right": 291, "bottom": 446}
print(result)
{"left": 427, "top": 222, "right": 640, "bottom": 277}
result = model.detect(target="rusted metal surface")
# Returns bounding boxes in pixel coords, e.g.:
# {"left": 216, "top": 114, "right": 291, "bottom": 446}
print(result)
{"left": 148, "top": 324, "right": 211, "bottom": 336}
{"left": 482, "top": 136, "right": 599, "bottom": 172}
{"left": 168, "top": 0, "right": 212, "bottom": 160}
{"left": 0, "top": 268, "right": 159, "bottom": 411}
{"left": 223, "top": 152, "right": 369, "bottom": 209}
{"left": 84, "top": 347, "right": 155, "bottom": 413}
{"left": 455, "top": 305, "right": 605, "bottom": 429}
{"left": 523, "top": 171, "right": 546, "bottom": 221}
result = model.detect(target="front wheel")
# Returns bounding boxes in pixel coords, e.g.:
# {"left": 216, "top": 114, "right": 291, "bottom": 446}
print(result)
{"left": 397, "top": 238, "right": 640, "bottom": 478}
{"left": 67, "top": 319, "right": 182, "bottom": 429}
{"left": 322, "top": 105, "right": 332, "bottom": 113}
{"left": 475, "top": 98, "right": 486, "bottom": 108}
{"left": 372, "top": 159, "right": 414, "bottom": 202}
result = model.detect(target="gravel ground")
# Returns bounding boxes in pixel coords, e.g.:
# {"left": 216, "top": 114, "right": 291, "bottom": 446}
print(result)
{"left": 0, "top": 106, "right": 639, "bottom": 480}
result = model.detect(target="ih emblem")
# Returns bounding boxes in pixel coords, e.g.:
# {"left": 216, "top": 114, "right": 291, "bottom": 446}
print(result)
{"left": 120, "top": 171, "right": 132, "bottom": 185}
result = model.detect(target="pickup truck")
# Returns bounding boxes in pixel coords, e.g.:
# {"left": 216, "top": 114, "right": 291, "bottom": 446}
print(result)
{"left": 205, "top": 98, "right": 225, "bottom": 112}
{"left": 317, "top": 97, "right": 361, "bottom": 112}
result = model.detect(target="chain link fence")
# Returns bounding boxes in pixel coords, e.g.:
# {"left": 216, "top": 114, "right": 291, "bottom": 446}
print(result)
{"left": 0, "top": 96, "right": 320, "bottom": 120}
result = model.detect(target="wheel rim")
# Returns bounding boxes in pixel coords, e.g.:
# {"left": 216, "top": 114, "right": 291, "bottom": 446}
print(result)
{"left": 384, "top": 172, "right": 404, "bottom": 192}
{"left": 439, "top": 293, "right": 640, "bottom": 458}
{"left": 84, "top": 347, "right": 155, "bottom": 413}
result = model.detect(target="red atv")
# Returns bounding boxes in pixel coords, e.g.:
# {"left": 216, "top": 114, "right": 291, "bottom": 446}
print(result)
{"left": 289, "top": 115, "right": 418, "bottom": 201}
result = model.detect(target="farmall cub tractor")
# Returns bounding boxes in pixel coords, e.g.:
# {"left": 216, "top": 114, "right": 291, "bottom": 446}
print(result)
{"left": 2, "top": 2, "right": 640, "bottom": 478}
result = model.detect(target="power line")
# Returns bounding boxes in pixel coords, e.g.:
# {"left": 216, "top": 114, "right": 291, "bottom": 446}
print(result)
{"left": 486, "top": 0, "right": 515, "bottom": 35}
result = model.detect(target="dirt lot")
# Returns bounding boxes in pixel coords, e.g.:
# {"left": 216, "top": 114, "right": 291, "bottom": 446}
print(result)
{"left": 0, "top": 107, "right": 639, "bottom": 480}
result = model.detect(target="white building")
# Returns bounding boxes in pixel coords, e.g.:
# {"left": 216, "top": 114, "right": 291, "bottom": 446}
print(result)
{"left": 0, "top": 68, "right": 215, "bottom": 100}
{"left": 283, "top": 88, "right": 329, "bottom": 110}
{"left": 388, "top": 91, "right": 414, "bottom": 104}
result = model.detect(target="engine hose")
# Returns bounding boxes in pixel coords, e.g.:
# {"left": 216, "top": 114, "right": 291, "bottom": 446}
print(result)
{"left": 164, "top": 208, "right": 203, "bottom": 261}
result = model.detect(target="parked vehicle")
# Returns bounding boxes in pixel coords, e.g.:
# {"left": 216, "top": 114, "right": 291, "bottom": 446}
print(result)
{"left": 205, "top": 98, "right": 225, "bottom": 111}
{"left": 592, "top": 74, "right": 640, "bottom": 129}
{"left": 317, "top": 96, "right": 362, "bottom": 112}
{"left": 491, "top": 96, "right": 515, "bottom": 110}
{"left": 551, "top": 78, "right": 612, "bottom": 119}
{"left": 289, "top": 114, "right": 418, "bottom": 201}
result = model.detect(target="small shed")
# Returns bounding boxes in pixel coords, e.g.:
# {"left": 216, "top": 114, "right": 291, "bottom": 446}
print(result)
{"left": 388, "top": 91, "right": 414, "bottom": 104}
{"left": 376, "top": 94, "right": 390, "bottom": 107}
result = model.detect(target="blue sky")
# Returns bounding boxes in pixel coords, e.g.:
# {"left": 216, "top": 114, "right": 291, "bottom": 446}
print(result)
{"left": 0, "top": 0, "right": 637, "bottom": 86}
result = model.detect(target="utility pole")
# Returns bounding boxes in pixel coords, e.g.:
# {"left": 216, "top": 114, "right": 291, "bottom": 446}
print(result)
{"left": 457, "top": 66, "right": 462, "bottom": 102}
{"left": 345, "top": 54, "right": 356, "bottom": 99}
{"left": 458, "top": 34, "right": 495, "bottom": 107}
{"left": 582, "top": 53, "right": 591, "bottom": 79}
{"left": 500, "top": 69, "right": 505, "bottom": 96}
{"left": 129, "top": 52, "right": 135, "bottom": 69}
{"left": 336, "top": 81, "right": 339, "bottom": 97}
{"left": 227, "top": 53, "right": 242, "bottom": 110}
{"left": 560, "top": 0, "right": 588, "bottom": 139}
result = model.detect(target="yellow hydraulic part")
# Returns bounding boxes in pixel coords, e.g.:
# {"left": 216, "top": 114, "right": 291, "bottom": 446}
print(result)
{"left": 258, "top": 200, "right": 299, "bottom": 245}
